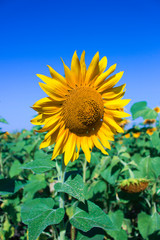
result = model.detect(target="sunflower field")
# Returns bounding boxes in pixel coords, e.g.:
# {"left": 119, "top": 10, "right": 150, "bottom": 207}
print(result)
{"left": 0, "top": 101, "right": 160, "bottom": 240}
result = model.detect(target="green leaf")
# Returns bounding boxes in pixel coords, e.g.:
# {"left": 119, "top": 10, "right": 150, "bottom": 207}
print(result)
{"left": 107, "top": 210, "right": 127, "bottom": 240}
{"left": 9, "top": 160, "right": 22, "bottom": 177}
{"left": 23, "top": 174, "right": 47, "bottom": 201}
{"left": 0, "top": 117, "right": 8, "bottom": 124}
{"left": 22, "top": 151, "right": 55, "bottom": 174}
{"left": 70, "top": 200, "right": 114, "bottom": 232}
{"left": 150, "top": 131, "right": 160, "bottom": 151}
{"left": 138, "top": 212, "right": 160, "bottom": 239}
{"left": 0, "top": 179, "right": 27, "bottom": 195}
{"left": 76, "top": 228, "right": 105, "bottom": 240}
{"left": 131, "top": 101, "right": 158, "bottom": 120}
{"left": 54, "top": 174, "right": 85, "bottom": 202}
{"left": 21, "top": 198, "right": 65, "bottom": 240}
{"left": 101, "top": 156, "right": 120, "bottom": 185}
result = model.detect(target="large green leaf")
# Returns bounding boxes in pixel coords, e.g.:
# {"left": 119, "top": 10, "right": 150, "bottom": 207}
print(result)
{"left": 131, "top": 101, "right": 158, "bottom": 120}
{"left": 0, "top": 117, "right": 8, "bottom": 124}
{"left": 107, "top": 210, "right": 127, "bottom": 240}
{"left": 54, "top": 174, "right": 85, "bottom": 202}
{"left": 101, "top": 156, "right": 120, "bottom": 185}
{"left": 138, "top": 212, "right": 160, "bottom": 239}
{"left": 9, "top": 160, "right": 22, "bottom": 177}
{"left": 21, "top": 198, "right": 65, "bottom": 240}
{"left": 0, "top": 178, "right": 27, "bottom": 195}
{"left": 70, "top": 200, "right": 114, "bottom": 232}
{"left": 22, "top": 151, "right": 55, "bottom": 174}
{"left": 23, "top": 174, "right": 47, "bottom": 201}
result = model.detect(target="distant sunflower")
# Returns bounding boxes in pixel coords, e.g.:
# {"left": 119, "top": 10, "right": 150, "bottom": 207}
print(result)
{"left": 146, "top": 127, "right": 157, "bottom": 136}
{"left": 31, "top": 51, "right": 130, "bottom": 165}
{"left": 154, "top": 106, "right": 160, "bottom": 113}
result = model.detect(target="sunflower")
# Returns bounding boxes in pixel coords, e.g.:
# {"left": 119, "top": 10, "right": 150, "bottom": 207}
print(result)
{"left": 31, "top": 51, "right": 130, "bottom": 165}
{"left": 119, "top": 178, "right": 149, "bottom": 193}
{"left": 154, "top": 106, "right": 160, "bottom": 113}
{"left": 146, "top": 127, "right": 157, "bottom": 135}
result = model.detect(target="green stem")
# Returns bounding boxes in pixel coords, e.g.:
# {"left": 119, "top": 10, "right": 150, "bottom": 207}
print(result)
{"left": 83, "top": 158, "right": 87, "bottom": 183}
{"left": 0, "top": 149, "right": 4, "bottom": 177}
{"left": 58, "top": 154, "right": 66, "bottom": 240}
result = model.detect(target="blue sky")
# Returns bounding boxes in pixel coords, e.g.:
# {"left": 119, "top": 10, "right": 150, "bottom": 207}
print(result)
{"left": 0, "top": 0, "right": 160, "bottom": 132}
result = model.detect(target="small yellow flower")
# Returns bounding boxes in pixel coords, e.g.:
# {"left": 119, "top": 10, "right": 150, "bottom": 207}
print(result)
{"left": 31, "top": 51, "right": 130, "bottom": 165}
{"left": 154, "top": 106, "right": 160, "bottom": 113}
{"left": 124, "top": 133, "right": 130, "bottom": 138}
{"left": 120, "top": 178, "right": 149, "bottom": 193}
{"left": 146, "top": 127, "right": 157, "bottom": 135}
{"left": 143, "top": 119, "right": 156, "bottom": 125}
{"left": 132, "top": 132, "right": 141, "bottom": 138}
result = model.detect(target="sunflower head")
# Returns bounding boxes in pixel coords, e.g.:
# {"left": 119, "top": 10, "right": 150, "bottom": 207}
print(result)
{"left": 146, "top": 127, "right": 157, "bottom": 136}
{"left": 143, "top": 119, "right": 156, "bottom": 125}
{"left": 154, "top": 106, "right": 160, "bottom": 113}
{"left": 124, "top": 133, "right": 130, "bottom": 138}
{"left": 31, "top": 51, "right": 130, "bottom": 165}
{"left": 120, "top": 178, "right": 149, "bottom": 193}
{"left": 132, "top": 132, "right": 141, "bottom": 138}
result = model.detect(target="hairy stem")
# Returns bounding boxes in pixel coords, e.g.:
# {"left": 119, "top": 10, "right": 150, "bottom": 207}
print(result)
{"left": 58, "top": 154, "right": 66, "bottom": 240}
{"left": 83, "top": 158, "right": 87, "bottom": 183}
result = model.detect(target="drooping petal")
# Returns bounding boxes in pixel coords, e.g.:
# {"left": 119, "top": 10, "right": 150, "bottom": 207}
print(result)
{"left": 81, "top": 137, "right": 91, "bottom": 162}
{"left": 51, "top": 128, "right": 69, "bottom": 160}
{"left": 91, "top": 135, "right": 108, "bottom": 155}
{"left": 103, "top": 115, "right": 124, "bottom": 133}
{"left": 97, "top": 130, "right": 111, "bottom": 149}
{"left": 64, "top": 133, "right": 76, "bottom": 165}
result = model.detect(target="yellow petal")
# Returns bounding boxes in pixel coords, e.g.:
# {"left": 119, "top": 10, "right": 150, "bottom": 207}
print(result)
{"left": 102, "top": 84, "right": 126, "bottom": 100}
{"left": 35, "top": 113, "right": 62, "bottom": 133}
{"left": 103, "top": 115, "right": 124, "bottom": 133}
{"left": 31, "top": 114, "right": 52, "bottom": 125}
{"left": 64, "top": 133, "right": 76, "bottom": 165}
{"left": 99, "top": 56, "right": 107, "bottom": 74}
{"left": 61, "top": 59, "right": 75, "bottom": 88}
{"left": 104, "top": 99, "right": 131, "bottom": 109}
{"left": 37, "top": 74, "right": 68, "bottom": 96}
{"left": 97, "top": 130, "right": 111, "bottom": 149}
{"left": 39, "top": 128, "right": 59, "bottom": 149}
{"left": 39, "top": 82, "right": 65, "bottom": 102}
{"left": 51, "top": 128, "right": 69, "bottom": 160}
{"left": 94, "top": 64, "right": 117, "bottom": 88}
{"left": 98, "top": 71, "right": 124, "bottom": 92}
{"left": 81, "top": 137, "right": 91, "bottom": 162}
{"left": 71, "top": 51, "right": 80, "bottom": 84}
{"left": 85, "top": 52, "right": 99, "bottom": 84}
{"left": 47, "top": 65, "right": 66, "bottom": 84}
{"left": 105, "top": 109, "right": 131, "bottom": 118}
{"left": 91, "top": 135, "right": 108, "bottom": 155}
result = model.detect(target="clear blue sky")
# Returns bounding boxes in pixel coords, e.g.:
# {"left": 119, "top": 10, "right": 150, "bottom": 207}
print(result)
{"left": 0, "top": 0, "right": 160, "bottom": 132}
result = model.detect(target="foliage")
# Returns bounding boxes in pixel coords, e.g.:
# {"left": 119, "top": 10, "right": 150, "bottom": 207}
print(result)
{"left": 0, "top": 102, "right": 160, "bottom": 240}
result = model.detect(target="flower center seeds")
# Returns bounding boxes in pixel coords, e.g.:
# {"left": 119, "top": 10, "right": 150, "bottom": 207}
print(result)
{"left": 62, "top": 87, "right": 104, "bottom": 134}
